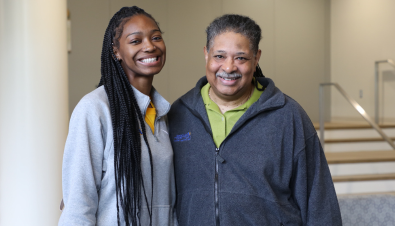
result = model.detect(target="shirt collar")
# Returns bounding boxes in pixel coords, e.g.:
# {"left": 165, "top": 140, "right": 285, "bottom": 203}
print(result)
{"left": 130, "top": 85, "right": 170, "bottom": 117}
{"left": 201, "top": 80, "right": 264, "bottom": 113}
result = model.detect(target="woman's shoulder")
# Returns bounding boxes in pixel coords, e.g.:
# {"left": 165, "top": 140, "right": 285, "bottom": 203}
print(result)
{"left": 71, "top": 86, "right": 110, "bottom": 120}
{"left": 77, "top": 85, "right": 108, "bottom": 108}
{"left": 79, "top": 85, "right": 108, "bottom": 105}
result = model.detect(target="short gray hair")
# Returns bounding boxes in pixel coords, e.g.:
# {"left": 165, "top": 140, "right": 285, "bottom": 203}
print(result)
{"left": 206, "top": 14, "right": 262, "bottom": 54}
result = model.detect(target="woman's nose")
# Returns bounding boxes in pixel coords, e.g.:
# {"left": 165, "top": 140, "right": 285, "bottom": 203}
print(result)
{"left": 143, "top": 40, "right": 156, "bottom": 52}
{"left": 221, "top": 58, "right": 237, "bottom": 73}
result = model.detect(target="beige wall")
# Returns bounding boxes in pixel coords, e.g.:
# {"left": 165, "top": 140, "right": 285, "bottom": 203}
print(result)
{"left": 68, "top": 0, "right": 330, "bottom": 122}
{"left": 67, "top": 0, "right": 110, "bottom": 113}
{"left": 331, "top": 0, "right": 395, "bottom": 123}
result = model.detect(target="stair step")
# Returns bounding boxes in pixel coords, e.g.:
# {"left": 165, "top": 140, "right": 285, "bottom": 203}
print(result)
{"left": 337, "top": 191, "right": 395, "bottom": 196}
{"left": 325, "top": 151, "right": 395, "bottom": 164}
{"left": 314, "top": 122, "right": 395, "bottom": 130}
{"left": 325, "top": 137, "right": 395, "bottom": 143}
{"left": 332, "top": 173, "right": 395, "bottom": 182}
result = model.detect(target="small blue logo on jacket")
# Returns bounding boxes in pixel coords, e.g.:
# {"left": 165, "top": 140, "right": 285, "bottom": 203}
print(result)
{"left": 174, "top": 132, "right": 191, "bottom": 142}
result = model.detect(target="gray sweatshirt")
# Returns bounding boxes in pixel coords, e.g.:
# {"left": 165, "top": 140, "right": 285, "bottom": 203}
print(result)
{"left": 59, "top": 85, "right": 177, "bottom": 226}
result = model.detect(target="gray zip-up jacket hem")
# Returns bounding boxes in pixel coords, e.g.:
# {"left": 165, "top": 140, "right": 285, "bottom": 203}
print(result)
{"left": 168, "top": 76, "right": 342, "bottom": 226}
{"left": 59, "top": 85, "right": 177, "bottom": 226}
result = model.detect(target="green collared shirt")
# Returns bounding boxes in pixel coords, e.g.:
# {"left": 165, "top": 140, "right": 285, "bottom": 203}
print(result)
{"left": 201, "top": 80, "right": 264, "bottom": 147}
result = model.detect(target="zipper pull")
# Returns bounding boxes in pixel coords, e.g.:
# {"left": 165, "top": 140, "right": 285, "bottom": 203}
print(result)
{"left": 215, "top": 148, "right": 225, "bottom": 163}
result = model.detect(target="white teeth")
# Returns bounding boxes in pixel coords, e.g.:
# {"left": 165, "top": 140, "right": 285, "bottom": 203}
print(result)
{"left": 223, "top": 77, "right": 235, "bottom": 81}
{"left": 141, "top": 57, "right": 157, "bottom": 63}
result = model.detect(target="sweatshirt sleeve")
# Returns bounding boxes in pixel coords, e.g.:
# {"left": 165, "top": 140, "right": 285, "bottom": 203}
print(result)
{"left": 58, "top": 97, "right": 106, "bottom": 226}
{"left": 290, "top": 134, "right": 342, "bottom": 226}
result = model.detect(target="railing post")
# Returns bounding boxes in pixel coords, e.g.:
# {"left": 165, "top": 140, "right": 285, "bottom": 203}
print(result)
{"left": 374, "top": 59, "right": 395, "bottom": 125}
{"left": 375, "top": 61, "right": 379, "bottom": 124}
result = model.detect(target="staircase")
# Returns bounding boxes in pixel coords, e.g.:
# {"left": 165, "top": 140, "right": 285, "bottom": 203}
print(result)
{"left": 315, "top": 122, "right": 395, "bottom": 195}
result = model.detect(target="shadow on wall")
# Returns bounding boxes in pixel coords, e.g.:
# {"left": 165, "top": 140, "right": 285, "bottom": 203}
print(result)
{"left": 383, "top": 70, "right": 395, "bottom": 83}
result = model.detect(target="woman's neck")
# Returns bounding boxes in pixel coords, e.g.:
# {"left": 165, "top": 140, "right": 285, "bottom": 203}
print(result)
{"left": 128, "top": 75, "right": 154, "bottom": 96}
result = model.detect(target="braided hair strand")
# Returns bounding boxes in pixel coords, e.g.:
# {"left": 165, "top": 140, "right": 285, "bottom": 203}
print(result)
{"left": 98, "top": 6, "right": 160, "bottom": 226}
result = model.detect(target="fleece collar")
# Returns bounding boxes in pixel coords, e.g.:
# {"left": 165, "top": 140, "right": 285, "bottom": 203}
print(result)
{"left": 179, "top": 76, "right": 285, "bottom": 115}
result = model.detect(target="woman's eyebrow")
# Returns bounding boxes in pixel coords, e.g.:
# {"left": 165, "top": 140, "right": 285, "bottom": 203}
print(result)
{"left": 126, "top": 31, "right": 142, "bottom": 38}
{"left": 126, "top": 29, "right": 161, "bottom": 38}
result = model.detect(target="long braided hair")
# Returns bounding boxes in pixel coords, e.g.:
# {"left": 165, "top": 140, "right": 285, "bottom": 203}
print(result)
{"left": 98, "top": 6, "right": 161, "bottom": 226}
{"left": 253, "top": 64, "right": 265, "bottom": 91}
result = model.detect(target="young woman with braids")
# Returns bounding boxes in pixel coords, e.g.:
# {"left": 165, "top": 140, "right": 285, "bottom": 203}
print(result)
{"left": 59, "top": 6, "right": 177, "bottom": 226}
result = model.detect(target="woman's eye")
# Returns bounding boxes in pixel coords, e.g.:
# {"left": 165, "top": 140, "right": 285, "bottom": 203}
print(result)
{"left": 130, "top": 40, "right": 140, "bottom": 44}
{"left": 153, "top": 36, "right": 162, "bottom": 41}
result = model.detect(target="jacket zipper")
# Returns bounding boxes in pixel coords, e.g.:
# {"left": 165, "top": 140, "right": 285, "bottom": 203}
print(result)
{"left": 183, "top": 107, "right": 220, "bottom": 225}
{"left": 215, "top": 147, "right": 220, "bottom": 226}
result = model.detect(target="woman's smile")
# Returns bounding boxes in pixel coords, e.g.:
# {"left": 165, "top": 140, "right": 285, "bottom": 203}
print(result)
{"left": 137, "top": 56, "right": 161, "bottom": 65}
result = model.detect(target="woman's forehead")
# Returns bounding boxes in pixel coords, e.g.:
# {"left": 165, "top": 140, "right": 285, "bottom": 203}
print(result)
{"left": 122, "top": 15, "right": 159, "bottom": 35}
{"left": 210, "top": 32, "right": 252, "bottom": 53}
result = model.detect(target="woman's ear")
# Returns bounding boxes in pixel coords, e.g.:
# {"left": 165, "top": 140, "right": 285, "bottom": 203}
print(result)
{"left": 113, "top": 46, "right": 122, "bottom": 62}
{"left": 254, "top": 49, "right": 262, "bottom": 68}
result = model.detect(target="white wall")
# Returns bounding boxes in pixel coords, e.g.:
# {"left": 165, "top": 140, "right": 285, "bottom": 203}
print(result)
{"left": 67, "top": 0, "right": 330, "bottom": 122}
{"left": 331, "top": 0, "right": 395, "bottom": 123}
{"left": 0, "top": 0, "right": 68, "bottom": 225}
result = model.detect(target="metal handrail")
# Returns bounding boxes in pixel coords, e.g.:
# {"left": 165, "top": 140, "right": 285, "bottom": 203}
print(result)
{"left": 319, "top": 83, "right": 395, "bottom": 150}
{"left": 375, "top": 59, "right": 395, "bottom": 124}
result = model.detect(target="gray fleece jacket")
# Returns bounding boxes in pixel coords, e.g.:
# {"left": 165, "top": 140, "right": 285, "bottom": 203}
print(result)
{"left": 59, "top": 85, "right": 177, "bottom": 226}
{"left": 168, "top": 77, "right": 342, "bottom": 226}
